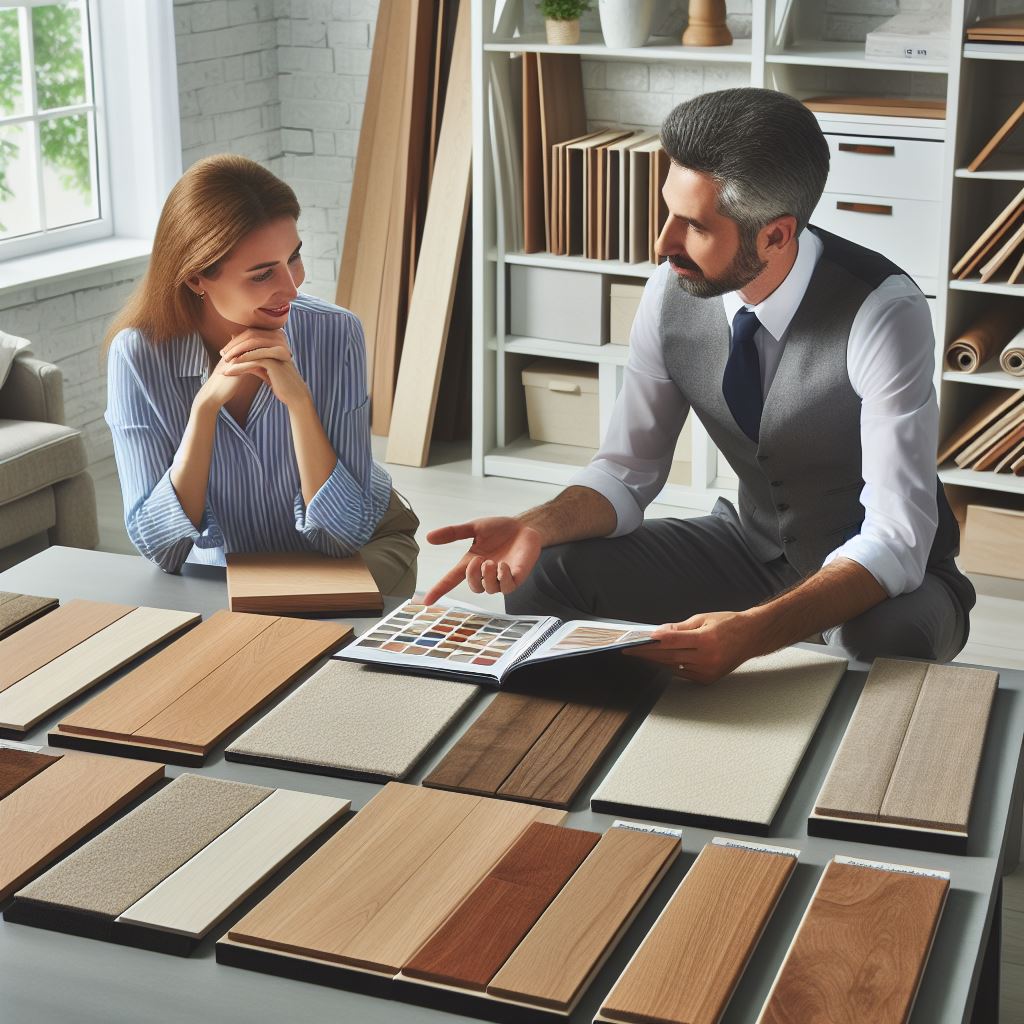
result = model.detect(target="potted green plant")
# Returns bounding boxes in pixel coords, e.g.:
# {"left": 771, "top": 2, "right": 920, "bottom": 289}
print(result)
{"left": 538, "top": 0, "right": 592, "bottom": 45}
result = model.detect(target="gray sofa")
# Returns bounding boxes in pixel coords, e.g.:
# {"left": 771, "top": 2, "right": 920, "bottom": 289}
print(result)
{"left": 0, "top": 354, "right": 99, "bottom": 557}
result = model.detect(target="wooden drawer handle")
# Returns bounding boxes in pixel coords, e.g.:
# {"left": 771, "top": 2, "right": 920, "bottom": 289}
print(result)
{"left": 837, "top": 200, "right": 893, "bottom": 216}
{"left": 548, "top": 381, "right": 581, "bottom": 394}
{"left": 838, "top": 142, "right": 896, "bottom": 156}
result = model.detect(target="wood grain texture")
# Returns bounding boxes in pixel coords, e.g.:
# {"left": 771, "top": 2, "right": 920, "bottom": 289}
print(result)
{"left": 0, "top": 599, "right": 134, "bottom": 694}
{"left": 968, "top": 99, "right": 1024, "bottom": 171}
{"left": 803, "top": 95, "right": 946, "bottom": 119}
{"left": 0, "top": 592, "right": 58, "bottom": 640}
{"left": 521, "top": 52, "right": 544, "bottom": 253}
{"left": 757, "top": 860, "right": 948, "bottom": 1024}
{"left": 402, "top": 823, "right": 600, "bottom": 990}
{"left": 0, "top": 747, "right": 60, "bottom": 800}
{"left": 601, "top": 841, "right": 796, "bottom": 1024}
{"left": 117, "top": 789, "right": 349, "bottom": 938}
{"left": 488, "top": 828, "right": 680, "bottom": 1011}
{"left": 938, "top": 388, "right": 1024, "bottom": 464}
{"left": 226, "top": 552, "right": 382, "bottom": 614}
{"left": 0, "top": 749, "right": 163, "bottom": 901}
{"left": 0, "top": 607, "right": 200, "bottom": 733}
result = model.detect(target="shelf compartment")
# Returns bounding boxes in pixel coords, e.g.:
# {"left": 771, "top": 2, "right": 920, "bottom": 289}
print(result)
{"left": 949, "top": 280, "right": 1024, "bottom": 298}
{"left": 492, "top": 335, "right": 630, "bottom": 366}
{"left": 964, "top": 43, "right": 1024, "bottom": 62}
{"left": 484, "top": 33, "right": 752, "bottom": 63}
{"left": 942, "top": 364, "right": 1024, "bottom": 389}
{"left": 765, "top": 40, "right": 948, "bottom": 74}
{"left": 955, "top": 153, "right": 1024, "bottom": 181}
{"left": 939, "top": 465, "right": 1024, "bottom": 495}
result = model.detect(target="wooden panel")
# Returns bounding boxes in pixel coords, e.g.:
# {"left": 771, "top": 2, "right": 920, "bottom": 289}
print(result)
{"left": 489, "top": 828, "right": 679, "bottom": 1011}
{"left": 601, "top": 841, "right": 797, "bottom": 1024}
{"left": 117, "top": 790, "right": 349, "bottom": 938}
{"left": 0, "top": 607, "right": 200, "bottom": 733}
{"left": 758, "top": 859, "right": 948, "bottom": 1024}
{"left": 879, "top": 663, "right": 997, "bottom": 832}
{"left": 0, "top": 599, "right": 134, "bottom": 694}
{"left": 521, "top": 52, "right": 544, "bottom": 253}
{"left": 0, "top": 747, "right": 60, "bottom": 800}
{"left": 226, "top": 552, "right": 382, "bottom": 614}
{"left": 0, "top": 749, "right": 163, "bottom": 901}
{"left": 56, "top": 610, "right": 277, "bottom": 739}
{"left": 0, "top": 592, "right": 58, "bottom": 641}
{"left": 403, "top": 823, "right": 599, "bottom": 990}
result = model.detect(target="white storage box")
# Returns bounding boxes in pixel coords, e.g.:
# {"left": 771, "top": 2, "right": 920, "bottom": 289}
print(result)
{"left": 522, "top": 360, "right": 600, "bottom": 448}
{"left": 960, "top": 503, "right": 1024, "bottom": 581}
{"left": 510, "top": 265, "right": 607, "bottom": 346}
{"left": 610, "top": 281, "right": 645, "bottom": 345}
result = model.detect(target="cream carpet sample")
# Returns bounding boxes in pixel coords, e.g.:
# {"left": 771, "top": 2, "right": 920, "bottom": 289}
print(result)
{"left": 593, "top": 647, "right": 848, "bottom": 825}
{"left": 226, "top": 660, "right": 480, "bottom": 779}
{"left": 18, "top": 773, "right": 271, "bottom": 917}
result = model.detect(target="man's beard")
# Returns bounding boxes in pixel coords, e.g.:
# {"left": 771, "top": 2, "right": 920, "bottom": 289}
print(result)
{"left": 669, "top": 227, "right": 767, "bottom": 298}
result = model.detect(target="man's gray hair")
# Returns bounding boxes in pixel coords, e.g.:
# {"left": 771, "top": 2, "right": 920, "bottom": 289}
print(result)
{"left": 660, "top": 88, "right": 830, "bottom": 236}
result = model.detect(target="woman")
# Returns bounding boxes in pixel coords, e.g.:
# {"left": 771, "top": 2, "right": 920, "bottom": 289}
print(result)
{"left": 104, "top": 154, "right": 419, "bottom": 596}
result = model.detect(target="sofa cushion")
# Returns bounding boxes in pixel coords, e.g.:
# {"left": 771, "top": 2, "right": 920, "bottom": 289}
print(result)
{"left": 0, "top": 419, "right": 88, "bottom": 506}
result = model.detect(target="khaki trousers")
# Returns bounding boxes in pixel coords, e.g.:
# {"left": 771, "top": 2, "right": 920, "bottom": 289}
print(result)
{"left": 361, "top": 489, "right": 419, "bottom": 598}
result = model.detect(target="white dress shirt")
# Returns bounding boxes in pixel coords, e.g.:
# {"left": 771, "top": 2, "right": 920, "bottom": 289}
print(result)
{"left": 570, "top": 228, "right": 940, "bottom": 598}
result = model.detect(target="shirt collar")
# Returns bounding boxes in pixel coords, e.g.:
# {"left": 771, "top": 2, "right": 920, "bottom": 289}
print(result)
{"left": 177, "top": 333, "right": 209, "bottom": 378}
{"left": 721, "top": 227, "right": 822, "bottom": 342}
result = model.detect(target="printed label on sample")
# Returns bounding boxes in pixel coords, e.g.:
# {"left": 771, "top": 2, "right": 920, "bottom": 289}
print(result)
{"left": 712, "top": 837, "right": 800, "bottom": 859}
{"left": 612, "top": 820, "right": 683, "bottom": 839}
{"left": 835, "top": 854, "right": 950, "bottom": 881}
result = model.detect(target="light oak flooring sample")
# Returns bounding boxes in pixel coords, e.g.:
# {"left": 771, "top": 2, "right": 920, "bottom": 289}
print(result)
{"left": 0, "top": 747, "right": 60, "bottom": 800}
{"left": 225, "top": 660, "right": 480, "bottom": 780}
{"left": 403, "top": 822, "right": 600, "bottom": 990}
{"left": 488, "top": 827, "right": 680, "bottom": 1012}
{"left": 229, "top": 782, "right": 565, "bottom": 975}
{"left": 814, "top": 659, "right": 997, "bottom": 834}
{"left": 0, "top": 749, "right": 163, "bottom": 901}
{"left": 18, "top": 773, "right": 271, "bottom": 917}
{"left": 0, "top": 607, "right": 199, "bottom": 733}
{"left": 117, "top": 789, "right": 349, "bottom": 939}
{"left": 600, "top": 840, "right": 797, "bottom": 1024}
{"left": 0, "top": 592, "right": 58, "bottom": 640}
{"left": 593, "top": 648, "right": 847, "bottom": 827}
{"left": 0, "top": 599, "right": 133, "bottom": 693}
{"left": 757, "top": 858, "right": 948, "bottom": 1024}
{"left": 226, "top": 552, "right": 383, "bottom": 614}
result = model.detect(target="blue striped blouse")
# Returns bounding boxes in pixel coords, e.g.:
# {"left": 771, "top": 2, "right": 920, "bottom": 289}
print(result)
{"left": 105, "top": 293, "right": 393, "bottom": 574}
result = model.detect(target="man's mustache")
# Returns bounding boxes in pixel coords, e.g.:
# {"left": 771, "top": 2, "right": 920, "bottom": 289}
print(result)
{"left": 668, "top": 254, "right": 701, "bottom": 273}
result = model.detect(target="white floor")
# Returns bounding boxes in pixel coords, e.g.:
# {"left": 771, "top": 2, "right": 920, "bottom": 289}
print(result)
{"left": 81, "top": 442, "right": 1024, "bottom": 1018}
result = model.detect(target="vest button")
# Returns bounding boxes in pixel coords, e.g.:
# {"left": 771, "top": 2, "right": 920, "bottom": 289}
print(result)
{"left": 776, "top": 503, "right": 789, "bottom": 512}
{"left": 756, "top": 454, "right": 768, "bottom": 461}
{"left": 782, "top": 535, "right": 796, "bottom": 544}
{"left": 770, "top": 480, "right": 783, "bottom": 487}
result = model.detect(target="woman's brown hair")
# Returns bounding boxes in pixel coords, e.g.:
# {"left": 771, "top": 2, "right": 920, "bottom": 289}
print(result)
{"left": 104, "top": 154, "right": 301, "bottom": 348}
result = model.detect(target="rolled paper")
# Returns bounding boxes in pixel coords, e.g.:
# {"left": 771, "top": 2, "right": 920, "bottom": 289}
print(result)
{"left": 946, "top": 304, "right": 1024, "bottom": 373}
{"left": 1000, "top": 327, "right": 1024, "bottom": 378}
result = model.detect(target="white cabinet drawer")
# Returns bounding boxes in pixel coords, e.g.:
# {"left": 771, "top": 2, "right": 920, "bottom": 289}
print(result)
{"left": 812, "top": 192, "right": 941, "bottom": 294}
{"left": 824, "top": 134, "right": 943, "bottom": 202}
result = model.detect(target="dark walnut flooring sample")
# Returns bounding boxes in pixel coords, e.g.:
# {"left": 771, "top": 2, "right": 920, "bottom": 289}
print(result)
{"left": 0, "top": 748, "right": 60, "bottom": 800}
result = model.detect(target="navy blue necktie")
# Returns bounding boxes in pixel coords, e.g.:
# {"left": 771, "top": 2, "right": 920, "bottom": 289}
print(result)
{"left": 723, "top": 307, "right": 763, "bottom": 443}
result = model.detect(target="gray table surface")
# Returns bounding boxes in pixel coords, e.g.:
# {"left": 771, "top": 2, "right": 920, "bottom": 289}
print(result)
{"left": 0, "top": 545, "right": 1021, "bottom": 1024}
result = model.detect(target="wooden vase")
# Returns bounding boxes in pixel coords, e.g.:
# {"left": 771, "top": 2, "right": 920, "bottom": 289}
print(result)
{"left": 682, "top": 0, "right": 733, "bottom": 47}
{"left": 545, "top": 18, "right": 581, "bottom": 45}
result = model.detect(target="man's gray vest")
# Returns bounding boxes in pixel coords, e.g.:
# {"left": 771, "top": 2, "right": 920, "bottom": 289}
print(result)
{"left": 660, "top": 226, "right": 960, "bottom": 580}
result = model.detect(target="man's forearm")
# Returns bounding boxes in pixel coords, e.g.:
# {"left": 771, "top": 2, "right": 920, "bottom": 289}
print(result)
{"left": 517, "top": 485, "right": 617, "bottom": 548}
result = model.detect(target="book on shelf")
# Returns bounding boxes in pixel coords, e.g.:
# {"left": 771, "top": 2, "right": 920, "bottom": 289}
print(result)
{"left": 334, "top": 597, "right": 656, "bottom": 687}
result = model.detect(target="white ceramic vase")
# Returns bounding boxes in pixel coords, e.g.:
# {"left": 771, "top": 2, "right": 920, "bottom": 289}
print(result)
{"left": 598, "top": 0, "right": 655, "bottom": 48}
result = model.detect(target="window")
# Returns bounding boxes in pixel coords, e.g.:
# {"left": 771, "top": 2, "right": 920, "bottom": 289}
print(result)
{"left": 0, "top": 0, "right": 111, "bottom": 258}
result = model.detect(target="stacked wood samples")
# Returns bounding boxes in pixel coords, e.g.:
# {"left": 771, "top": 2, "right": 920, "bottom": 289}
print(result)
{"left": 0, "top": 601, "right": 199, "bottom": 736}
{"left": 225, "top": 551, "right": 382, "bottom": 614}
{"left": 967, "top": 99, "right": 1024, "bottom": 172}
{"left": 50, "top": 610, "right": 351, "bottom": 765}
{"left": 944, "top": 303, "right": 1024, "bottom": 373}
{"left": 757, "top": 857, "right": 949, "bottom": 1024}
{"left": 952, "top": 184, "right": 1024, "bottom": 284}
{"left": 937, "top": 387, "right": 1024, "bottom": 476}
{"left": 966, "top": 14, "right": 1024, "bottom": 43}
{"left": 597, "top": 839, "right": 798, "bottom": 1024}
{"left": 810, "top": 658, "right": 997, "bottom": 852}
{"left": 0, "top": 745, "right": 163, "bottom": 901}
{"left": 803, "top": 95, "right": 946, "bottom": 120}
{"left": 0, "top": 591, "right": 57, "bottom": 640}
{"left": 6, "top": 773, "right": 348, "bottom": 955}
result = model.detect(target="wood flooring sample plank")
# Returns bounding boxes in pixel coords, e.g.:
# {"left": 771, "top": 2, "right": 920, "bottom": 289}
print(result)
{"left": 814, "top": 658, "right": 928, "bottom": 821}
{"left": 600, "top": 839, "right": 797, "bottom": 1024}
{"left": 0, "top": 599, "right": 134, "bottom": 694}
{"left": 423, "top": 691, "right": 566, "bottom": 796}
{"left": 58, "top": 610, "right": 274, "bottom": 739}
{"left": 17, "top": 774, "right": 271, "bottom": 917}
{"left": 593, "top": 648, "right": 847, "bottom": 827}
{"left": 757, "top": 857, "right": 949, "bottom": 1024}
{"left": 0, "top": 747, "right": 60, "bottom": 800}
{"left": 0, "top": 607, "right": 200, "bottom": 733}
{"left": 489, "top": 828, "right": 679, "bottom": 1011}
{"left": 225, "top": 660, "right": 481, "bottom": 780}
{"left": 879, "top": 663, "right": 997, "bottom": 832}
{"left": 403, "top": 822, "right": 600, "bottom": 990}
{"left": 226, "top": 552, "right": 383, "bottom": 614}
{"left": 117, "top": 789, "right": 349, "bottom": 938}
{"left": 0, "top": 750, "right": 163, "bottom": 901}
{"left": 0, "top": 593, "right": 58, "bottom": 641}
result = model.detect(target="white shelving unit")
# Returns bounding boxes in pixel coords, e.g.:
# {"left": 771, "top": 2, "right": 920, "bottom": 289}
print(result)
{"left": 471, "top": 0, "right": 1024, "bottom": 513}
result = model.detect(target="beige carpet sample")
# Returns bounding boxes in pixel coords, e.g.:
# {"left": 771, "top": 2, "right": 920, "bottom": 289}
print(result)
{"left": 592, "top": 647, "right": 847, "bottom": 829}
{"left": 226, "top": 660, "right": 480, "bottom": 782}
{"left": 0, "top": 592, "right": 58, "bottom": 640}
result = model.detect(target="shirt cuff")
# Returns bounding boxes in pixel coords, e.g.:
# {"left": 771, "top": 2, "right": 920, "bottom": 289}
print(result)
{"left": 294, "top": 459, "right": 392, "bottom": 553}
{"left": 568, "top": 463, "right": 645, "bottom": 537}
{"left": 127, "top": 469, "right": 220, "bottom": 571}
{"left": 823, "top": 534, "right": 914, "bottom": 599}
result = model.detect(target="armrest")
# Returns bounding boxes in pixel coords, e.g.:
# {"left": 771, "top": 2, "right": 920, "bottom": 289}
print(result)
{"left": 0, "top": 356, "right": 65, "bottom": 424}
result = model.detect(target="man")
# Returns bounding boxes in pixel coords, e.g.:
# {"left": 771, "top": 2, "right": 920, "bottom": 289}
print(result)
{"left": 424, "top": 87, "right": 975, "bottom": 683}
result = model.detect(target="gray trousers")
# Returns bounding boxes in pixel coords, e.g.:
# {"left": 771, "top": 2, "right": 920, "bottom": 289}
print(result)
{"left": 505, "top": 500, "right": 976, "bottom": 663}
